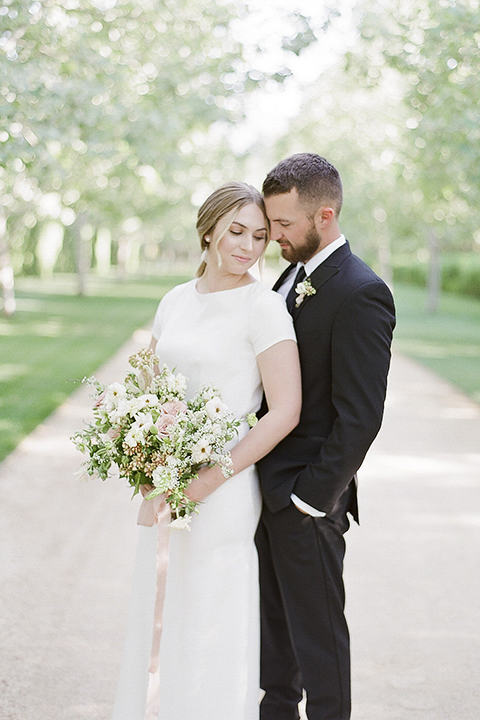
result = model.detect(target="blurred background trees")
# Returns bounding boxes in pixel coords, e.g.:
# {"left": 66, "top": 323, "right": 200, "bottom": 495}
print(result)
{"left": 0, "top": 0, "right": 301, "bottom": 307}
{"left": 2, "top": 0, "right": 480, "bottom": 454}
{"left": 269, "top": 0, "right": 480, "bottom": 310}
{"left": 1, "top": 0, "right": 479, "bottom": 313}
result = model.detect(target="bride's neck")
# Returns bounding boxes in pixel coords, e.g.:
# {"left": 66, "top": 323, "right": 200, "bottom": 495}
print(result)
{"left": 197, "top": 265, "right": 252, "bottom": 294}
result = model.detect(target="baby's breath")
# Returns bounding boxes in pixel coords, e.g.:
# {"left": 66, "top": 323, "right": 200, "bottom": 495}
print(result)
{"left": 72, "top": 349, "right": 240, "bottom": 526}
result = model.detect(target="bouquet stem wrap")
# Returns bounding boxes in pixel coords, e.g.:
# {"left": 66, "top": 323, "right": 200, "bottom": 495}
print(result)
{"left": 71, "top": 349, "right": 241, "bottom": 717}
{"left": 137, "top": 493, "right": 171, "bottom": 720}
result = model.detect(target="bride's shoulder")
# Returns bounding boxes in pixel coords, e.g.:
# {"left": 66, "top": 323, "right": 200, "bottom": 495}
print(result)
{"left": 248, "top": 280, "right": 289, "bottom": 314}
{"left": 159, "top": 278, "right": 196, "bottom": 303}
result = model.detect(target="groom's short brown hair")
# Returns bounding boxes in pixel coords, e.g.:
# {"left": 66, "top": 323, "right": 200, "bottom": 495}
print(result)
{"left": 263, "top": 153, "right": 343, "bottom": 217}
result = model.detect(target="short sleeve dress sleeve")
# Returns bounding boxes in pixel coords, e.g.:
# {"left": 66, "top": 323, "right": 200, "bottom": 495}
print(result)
{"left": 151, "top": 283, "right": 186, "bottom": 340}
{"left": 249, "top": 286, "right": 296, "bottom": 356}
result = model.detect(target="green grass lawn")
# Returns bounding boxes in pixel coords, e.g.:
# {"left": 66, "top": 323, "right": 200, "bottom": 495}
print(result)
{"left": 0, "top": 274, "right": 189, "bottom": 462}
{"left": 1, "top": 276, "right": 479, "bottom": 463}
{"left": 392, "top": 282, "right": 480, "bottom": 403}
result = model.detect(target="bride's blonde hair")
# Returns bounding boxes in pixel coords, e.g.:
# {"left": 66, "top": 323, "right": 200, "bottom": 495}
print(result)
{"left": 195, "top": 182, "right": 269, "bottom": 277}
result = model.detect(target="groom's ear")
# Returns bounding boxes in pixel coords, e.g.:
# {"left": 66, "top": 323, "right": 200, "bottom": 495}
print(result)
{"left": 313, "top": 205, "right": 335, "bottom": 232}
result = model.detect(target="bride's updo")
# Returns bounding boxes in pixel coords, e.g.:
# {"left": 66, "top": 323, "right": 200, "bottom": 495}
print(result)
{"left": 195, "top": 182, "right": 268, "bottom": 277}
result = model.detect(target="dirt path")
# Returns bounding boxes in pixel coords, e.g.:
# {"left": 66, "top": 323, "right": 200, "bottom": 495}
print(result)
{"left": 1, "top": 337, "right": 479, "bottom": 720}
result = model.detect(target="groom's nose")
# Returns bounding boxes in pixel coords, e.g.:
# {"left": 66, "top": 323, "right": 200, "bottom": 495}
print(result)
{"left": 269, "top": 224, "right": 283, "bottom": 242}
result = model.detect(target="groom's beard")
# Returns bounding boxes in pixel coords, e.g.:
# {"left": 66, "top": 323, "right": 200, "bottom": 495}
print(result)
{"left": 278, "top": 224, "right": 321, "bottom": 264}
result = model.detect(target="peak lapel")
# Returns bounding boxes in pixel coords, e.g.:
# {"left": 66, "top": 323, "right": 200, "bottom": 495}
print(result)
{"left": 291, "top": 264, "right": 339, "bottom": 318}
{"left": 291, "top": 242, "right": 351, "bottom": 319}
{"left": 272, "top": 263, "right": 296, "bottom": 292}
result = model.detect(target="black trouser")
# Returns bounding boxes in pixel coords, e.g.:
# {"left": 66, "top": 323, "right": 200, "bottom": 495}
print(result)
{"left": 255, "top": 492, "right": 352, "bottom": 720}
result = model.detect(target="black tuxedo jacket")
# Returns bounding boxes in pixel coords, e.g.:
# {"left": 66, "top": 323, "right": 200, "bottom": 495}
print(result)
{"left": 257, "top": 241, "right": 396, "bottom": 521}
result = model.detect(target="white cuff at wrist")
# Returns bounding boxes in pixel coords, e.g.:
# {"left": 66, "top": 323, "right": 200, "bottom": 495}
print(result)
{"left": 291, "top": 493, "right": 326, "bottom": 517}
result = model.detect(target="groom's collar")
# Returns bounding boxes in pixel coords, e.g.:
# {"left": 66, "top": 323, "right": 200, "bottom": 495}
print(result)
{"left": 273, "top": 236, "right": 350, "bottom": 293}
{"left": 301, "top": 234, "right": 346, "bottom": 277}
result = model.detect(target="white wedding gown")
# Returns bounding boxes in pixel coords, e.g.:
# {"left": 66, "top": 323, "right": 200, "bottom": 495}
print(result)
{"left": 112, "top": 278, "right": 295, "bottom": 720}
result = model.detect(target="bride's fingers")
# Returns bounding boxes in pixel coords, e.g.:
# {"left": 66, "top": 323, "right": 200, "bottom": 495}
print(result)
{"left": 140, "top": 483, "right": 154, "bottom": 498}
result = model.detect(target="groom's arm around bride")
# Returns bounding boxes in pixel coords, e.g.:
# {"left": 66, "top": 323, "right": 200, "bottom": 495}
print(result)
{"left": 256, "top": 153, "right": 396, "bottom": 720}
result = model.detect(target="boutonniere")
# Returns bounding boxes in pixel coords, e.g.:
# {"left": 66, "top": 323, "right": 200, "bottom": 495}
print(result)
{"left": 295, "top": 278, "right": 316, "bottom": 307}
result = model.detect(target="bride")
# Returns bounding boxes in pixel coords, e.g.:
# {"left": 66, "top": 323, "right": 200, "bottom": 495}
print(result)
{"left": 112, "top": 182, "right": 301, "bottom": 720}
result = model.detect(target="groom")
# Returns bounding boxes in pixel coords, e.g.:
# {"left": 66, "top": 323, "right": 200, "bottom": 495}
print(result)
{"left": 256, "top": 153, "right": 396, "bottom": 720}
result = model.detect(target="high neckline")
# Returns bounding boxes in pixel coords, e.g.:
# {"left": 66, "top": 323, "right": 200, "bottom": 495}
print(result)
{"left": 194, "top": 278, "right": 258, "bottom": 296}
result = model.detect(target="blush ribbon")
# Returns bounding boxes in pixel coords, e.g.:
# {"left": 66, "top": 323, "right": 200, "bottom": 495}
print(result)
{"left": 137, "top": 492, "right": 171, "bottom": 720}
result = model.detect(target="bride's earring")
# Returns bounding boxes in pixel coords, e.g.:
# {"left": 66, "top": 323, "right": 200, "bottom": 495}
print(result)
{"left": 201, "top": 238, "right": 210, "bottom": 263}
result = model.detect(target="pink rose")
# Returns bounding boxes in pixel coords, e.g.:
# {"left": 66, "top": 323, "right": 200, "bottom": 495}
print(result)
{"left": 160, "top": 401, "right": 187, "bottom": 416}
{"left": 156, "top": 413, "right": 177, "bottom": 438}
{"left": 107, "top": 426, "right": 121, "bottom": 440}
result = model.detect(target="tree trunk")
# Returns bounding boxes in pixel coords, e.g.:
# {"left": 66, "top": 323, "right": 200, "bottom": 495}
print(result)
{"left": 0, "top": 213, "right": 16, "bottom": 317}
{"left": 426, "top": 229, "right": 441, "bottom": 314}
{"left": 377, "top": 231, "right": 393, "bottom": 291}
{"left": 73, "top": 212, "right": 90, "bottom": 296}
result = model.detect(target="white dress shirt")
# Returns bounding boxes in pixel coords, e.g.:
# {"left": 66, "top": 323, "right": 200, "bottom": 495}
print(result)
{"left": 278, "top": 235, "right": 346, "bottom": 517}
{"left": 277, "top": 235, "right": 346, "bottom": 300}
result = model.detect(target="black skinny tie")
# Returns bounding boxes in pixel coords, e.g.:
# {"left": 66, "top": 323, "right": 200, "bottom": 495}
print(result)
{"left": 286, "top": 266, "right": 307, "bottom": 314}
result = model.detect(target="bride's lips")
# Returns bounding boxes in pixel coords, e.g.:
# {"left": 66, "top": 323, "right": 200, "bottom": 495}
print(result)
{"left": 232, "top": 255, "right": 251, "bottom": 263}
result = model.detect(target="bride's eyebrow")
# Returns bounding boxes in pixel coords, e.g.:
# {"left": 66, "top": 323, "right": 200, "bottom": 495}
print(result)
{"left": 231, "top": 221, "right": 267, "bottom": 232}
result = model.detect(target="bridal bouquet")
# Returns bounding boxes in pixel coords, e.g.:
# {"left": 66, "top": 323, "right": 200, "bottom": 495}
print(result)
{"left": 72, "top": 348, "right": 240, "bottom": 527}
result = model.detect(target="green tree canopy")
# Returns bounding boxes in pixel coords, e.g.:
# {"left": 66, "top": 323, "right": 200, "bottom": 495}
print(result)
{"left": 1, "top": 0, "right": 301, "bottom": 295}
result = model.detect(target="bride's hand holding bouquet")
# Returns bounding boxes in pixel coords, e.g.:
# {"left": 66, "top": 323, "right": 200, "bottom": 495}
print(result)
{"left": 72, "top": 348, "right": 240, "bottom": 529}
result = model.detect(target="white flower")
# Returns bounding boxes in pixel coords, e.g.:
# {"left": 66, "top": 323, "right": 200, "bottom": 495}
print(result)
{"left": 209, "top": 423, "right": 224, "bottom": 438}
{"left": 126, "top": 396, "right": 143, "bottom": 414}
{"left": 165, "top": 372, "right": 187, "bottom": 395}
{"left": 131, "top": 412, "right": 154, "bottom": 434}
{"left": 169, "top": 515, "right": 192, "bottom": 531}
{"left": 295, "top": 278, "right": 316, "bottom": 307}
{"left": 166, "top": 455, "right": 181, "bottom": 470}
{"left": 136, "top": 393, "right": 159, "bottom": 410}
{"left": 104, "top": 382, "right": 127, "bottom": 411}
{"left": 176, "top": 373, "right": 187, "bottom": 393}
{"left": 206, "top": 397, "right": 229, "bottom": 420}
{"left": 98, "top": 435, "right": 114, "bottom": 450}
{"left": 152, "top": 464, "right": 179, "bottom": 491}
{"left": 125, "top": 426, "right": 145, "bottom": 447}
{"left": 74, "top": 467, "right": 91, "bottom": 482}
{"left": 220, "top": 455, "right": 234, "bottom": 478}
{"left": 191, "top": 439, "right": 212, "bottom": 464}
{"left": 108, "top": 397, "right": 130, "bottom": 422}
{"left": 200, "top": 384, "right": 217, "bottom": 401}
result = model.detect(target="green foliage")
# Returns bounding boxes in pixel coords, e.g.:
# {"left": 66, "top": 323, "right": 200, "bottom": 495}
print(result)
{"left": 272, "top": 0, "right": 480, "bottom": 280}
{"left": 0, "top": 273, "right": 187, "bottom": 461}
{"left": 281, "top": 12, "right": 319, "bottom": 56}
{"left": 392, "top": 259, "right": 428, "bottom": 288}
{"left": 393, "top": 254, "right": 480, "bottom": 299}
{"left": 393, "top": 282, "right": 480, "bottom": 402}
{"left": 0, "top": 0, "right": 292, "bottom": 278}
{"left": 345, "top": 0, "right": 480, "bottom": 244}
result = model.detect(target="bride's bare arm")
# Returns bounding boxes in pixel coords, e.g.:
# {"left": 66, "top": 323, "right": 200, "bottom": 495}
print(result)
{"left": 186, "top": 339, "right": 301, "bottom": 503}
{"left": 149, "top": 335, "right": 161, "bottom": 375}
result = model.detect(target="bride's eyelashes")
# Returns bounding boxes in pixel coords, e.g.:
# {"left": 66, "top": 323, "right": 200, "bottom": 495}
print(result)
{"left": 229, "top": 229, "right": 266, "bottom": 242}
